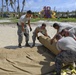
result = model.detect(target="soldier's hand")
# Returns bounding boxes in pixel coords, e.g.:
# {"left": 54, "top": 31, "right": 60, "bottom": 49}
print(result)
{"left": 22, "top": 27, "right": 25, "bottom": 32}
{"left": 50, "top": 39, "right": 53, "bottom": 44}
{"left": 37, "top": 37, "right": 39, "bottom": 40}
{"left": 24, "top": 33, "right": 26, "bottom": 36}
{"left": 30, "top": 27, "right": 32, "bottom": 31}
{"left": 17, "top": 22, "right": 19, "bottom": 26}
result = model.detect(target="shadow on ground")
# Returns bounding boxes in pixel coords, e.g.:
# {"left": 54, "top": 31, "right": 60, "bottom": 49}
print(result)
{"left": 4, "top": 44, "right": 56, "bottom": 74}
{"left": 4, "top": 45, "right": 18, "bottom": 49}
{"left": 4, "top": 43, "right": 41, "bottom": 49}
{"left": 37, "top": 46, "right": 56, "bottom": 75}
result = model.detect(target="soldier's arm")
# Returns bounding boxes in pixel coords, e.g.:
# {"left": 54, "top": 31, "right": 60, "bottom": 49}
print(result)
{"left": 28, "top": 20, "right": 32, "bottom": 31}
{"left": 35, "top": 28, "right": 39, "bottom": 37}
{"left": 51, "top": 29, "right": 59, "bottom": 44}
{"left": 28, "top": 20, "right": 31, "bottom": 28}
{"left": 44, "top": 30, "right": 49, "bottom": 37}
{"left": 21, "top": 22, "right": 24, "bottom": 32}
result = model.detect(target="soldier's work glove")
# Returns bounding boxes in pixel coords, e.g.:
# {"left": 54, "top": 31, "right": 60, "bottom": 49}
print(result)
{"left": 24, "top": 33, "right": 26, "bottom": 36}
{"left": 17, "top": 22, "right": 19, "bottom": 26}
{"left": 30, "top": 27, "right": 32, "bottom": 31}
{"left": 37, "top": 37, "right": 39, "bottom": 40}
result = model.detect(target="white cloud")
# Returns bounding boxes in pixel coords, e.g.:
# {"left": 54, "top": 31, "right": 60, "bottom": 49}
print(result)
{"left": 25, "top": 0, "right": 76, "bottom": 12}
{"left": 56, "top": 0, "right": 76, "bottom": 11}
{"left": 25, "top": 0, "right": 44, "bottom": 11}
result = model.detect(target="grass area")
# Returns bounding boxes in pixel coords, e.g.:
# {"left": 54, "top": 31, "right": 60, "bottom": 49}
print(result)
{"left": 10, "top": 17, "right": 18, "bottom": 23}
{"left": 0, "top": 17, "right": 76, "bottom": 24}
{"left": 55, "top": 18, "right": 76, "bottom": 22}
{"left": 31, "top": 18, "right": 76, "bottom": 22}
{"left": 0, "top": 17, "right": 18, "bottom": 24}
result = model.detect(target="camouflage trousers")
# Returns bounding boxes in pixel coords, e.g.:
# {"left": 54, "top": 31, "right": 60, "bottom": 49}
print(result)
{"left": 55, "top": 50, "right": 76, "bottom": 75}
{"left": 32, "top": 33, "right": 37, "bottom": 45}
{"left": 17, "top": 24, "right": 29, "bottom": 44}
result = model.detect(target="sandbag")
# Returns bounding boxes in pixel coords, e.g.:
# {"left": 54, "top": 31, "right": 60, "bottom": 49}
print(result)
{"left": 39, "top": 36, "right": 60, "bottom": 55}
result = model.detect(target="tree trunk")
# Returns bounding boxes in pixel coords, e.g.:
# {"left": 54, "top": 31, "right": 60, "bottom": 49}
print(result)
{"left": 2, "top": 0, "right": 4, "bottom": 17}
{"left": 21, "top": 0, "right": 25, "bottom": 13}
{"left": 5, "top": 0, "right": 9, "bottom": 12}
{"left": 10, "top": 0, "right": 15, "bottom": 13}
{"left": 17, "top": 0, "right": 21, "bottom": 18}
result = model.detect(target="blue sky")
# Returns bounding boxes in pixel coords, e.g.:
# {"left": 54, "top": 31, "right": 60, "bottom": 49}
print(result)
{"left": 0, "top": 0, "right": 76, "bottom": 12}
{"left": 25, "top": 0, "right": 76, "bottom": 12}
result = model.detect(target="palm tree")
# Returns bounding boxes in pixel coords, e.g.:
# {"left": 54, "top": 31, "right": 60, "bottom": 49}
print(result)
{"left": 2, "top": 0, "right": 4, "bottom": 17}
{"left": 17, "top": 0, "right": 20, "bottom": 17}
{"left": 14, "top": 0, "right": 16, "bottom": 12}
{"left": 5, "top": 0, "right": 9, "bottom": 12}
{"left": 8, "top": 0, "right": 26, "bottom": 18}
{"left": 17, "top": 0, "right": 20, "bottom": 12}
{"left": 9, "top": 0, "right": 15, "bottom": 12}
{"left": 21, "top": 0, "right": 25, "bottom": 13}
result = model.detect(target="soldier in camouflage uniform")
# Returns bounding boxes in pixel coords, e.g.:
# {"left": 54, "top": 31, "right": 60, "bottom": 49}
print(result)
{"left": 50, "top": 23, "right": 73, "bottom": 44}
{"left": 55, "top": 35, "right": 76, "bottom": 75}
{"left": 17, "top": 10, "right": 32, "bottom": 48}
{"left": 32, "top": 23, "right": 49, "bottom": 47}
{"left": 60, "top": 27, "right": 76, "bottom": 40}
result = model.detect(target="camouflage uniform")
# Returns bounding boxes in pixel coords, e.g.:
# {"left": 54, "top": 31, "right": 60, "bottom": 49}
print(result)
{"left": 17, "top": 24, "right": 29, "bottom": 44}
{"left": 32, "top": 25, "right": 47, "bottom": 46}
{"left": 55, "top": 37, "right": 76, "bottom": 75}
{"left": 57, "top": 23, "right": 73, "bottom": 33}
{"left": 17, "top": 15, "right": 30, "bottom": 45}
{"left": 55, "top": 50, "right": 76, "bottom": 75}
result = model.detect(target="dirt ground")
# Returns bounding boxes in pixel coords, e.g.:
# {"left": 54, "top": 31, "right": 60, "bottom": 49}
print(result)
{"left": 0, "top": 21, "right": 76, "bottom": 75}
{"left": 0, "top": 21, "right": 76, "bottom": 48}
{"left": 0, "top": 23, "right": 56, "bottom": 48}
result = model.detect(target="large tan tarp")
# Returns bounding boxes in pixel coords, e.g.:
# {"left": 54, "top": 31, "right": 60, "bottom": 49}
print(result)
{"left": 39, "top": 36, "right": 60, "bottom": 55}
{"left": 0, "top": 46, "right": 55, "bottom": 75}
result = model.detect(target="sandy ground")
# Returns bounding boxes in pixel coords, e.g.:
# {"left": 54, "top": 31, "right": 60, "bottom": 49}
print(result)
{"left": 0, "top": 24, "right": 56, "bottom": 48}
{"left": 0, "top": 19, "right": 11, "bottom": 23}
{"left": 0, "top": 21, "right": 76, "bottom": 75}
{"left": 0, "top": 21, "right": 76, "bottom": 48}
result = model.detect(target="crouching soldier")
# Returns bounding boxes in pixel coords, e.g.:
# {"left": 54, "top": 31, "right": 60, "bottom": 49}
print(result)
{"left": 50, "top": 23, "right": 73, "bottom": 44}
{"left": 60, "top": 27, "right": 76, "bottom": 40}
{"left": 32, "top": 23, "right": 49, "bottom": 47}
{"left": 55, "top": 34, "right": 76, "bottom": 75}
